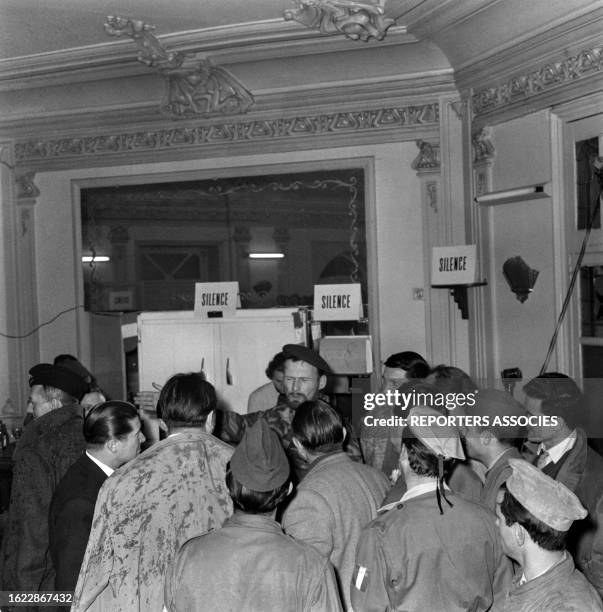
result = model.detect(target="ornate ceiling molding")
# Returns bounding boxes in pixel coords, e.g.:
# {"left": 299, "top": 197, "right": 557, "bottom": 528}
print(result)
{"left": 104, "top": 15, "right": 254, "bottom": 119}
{"left": 15, "top": 171, "right": 40, "bottom": 200}
{"left": 471, "top": 44, "right": 603, "bottom": 118}
{"left": 15, "top": 102, "right": 439, "bottom": 165}
{"left": 411, "top": 139, "right": 440, "bottom": 172}
{"left": 471, "top": 127, "right": 495, "bottom": 164}
{"left": 284, "top": 0, "right": 395, "bottom": 42}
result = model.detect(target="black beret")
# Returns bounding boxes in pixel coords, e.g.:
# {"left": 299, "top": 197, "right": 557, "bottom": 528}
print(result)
{"left": 29, "top": 363, "right": 90, "bottom": 400}
{"left": 282, "top": 344, "right": 332, "bottom": 374}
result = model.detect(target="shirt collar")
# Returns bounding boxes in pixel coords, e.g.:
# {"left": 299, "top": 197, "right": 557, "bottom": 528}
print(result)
{"left": 85, "top": 450, "right": 114, "bottom": 477}
{"left": 378, "top": 480, "right": 449, "bottom": 513}
{"left": 539, "top": 430, "right": 577, "bottom": 464}
{"left": 486, "top": 447, "right": 516, "bottom": 473}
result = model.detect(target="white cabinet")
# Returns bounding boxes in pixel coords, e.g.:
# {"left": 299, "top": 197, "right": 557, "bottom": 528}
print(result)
{"left": 137, "top": 309, "right": 305, "bottom": 413}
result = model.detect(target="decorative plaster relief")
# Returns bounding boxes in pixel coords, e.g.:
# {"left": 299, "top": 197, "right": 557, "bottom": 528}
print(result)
{"left": 472, "top": 45, "right": 603, "bottom": 116}
{"left": 412, "top": 139, "right": 440, "bottom": 171}
{"left": 105, "top": 15, "right": 254, "bottom": 118}
{"left": 15, "top": 171, "right": 39, "bottom": 199}
{"left": 426, "top": 181, "right": 438, "bottom": 212}
{"left": 15, "top": 103, "right": 439, "bottom": 163}
{"left": 471, "top": 127, "right": 495, "bottom": 164}
{"left": 284, "top": 0, "right": 394, "bottom": 42}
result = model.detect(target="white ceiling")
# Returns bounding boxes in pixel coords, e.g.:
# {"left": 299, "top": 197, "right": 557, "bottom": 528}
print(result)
{"left": 0, "top": 0, "right": 298, "bottom": 60}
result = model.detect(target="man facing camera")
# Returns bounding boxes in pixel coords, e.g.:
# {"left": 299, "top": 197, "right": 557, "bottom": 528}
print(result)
{"left": 165, "top": 419, "right": 342, "bottom": 612}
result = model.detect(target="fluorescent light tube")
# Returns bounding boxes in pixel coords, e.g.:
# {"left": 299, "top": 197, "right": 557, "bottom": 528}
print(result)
{"left": 248, "top": 253, "right": 285, "bottom": 259}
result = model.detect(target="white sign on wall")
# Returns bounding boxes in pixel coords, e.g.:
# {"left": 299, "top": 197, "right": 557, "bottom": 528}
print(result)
{"left": 313, "top": 283, "right": 363, "bottom": 321}
{"left": 194, "top": 282, "right": 239, "bottom": 317}
{"left": 431, "top": 245, "right": 478, "bottom": 285}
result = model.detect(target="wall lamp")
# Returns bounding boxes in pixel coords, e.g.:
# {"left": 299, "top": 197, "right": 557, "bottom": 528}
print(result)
{"left": 82, "top": 255, "right": 110, "bottom": 263}
{"left": 248, "top": 252, "right": 285, "bottom": 259}
{"left": 475, "top": 184, "right": 549, "bottom": 205}
{"left": 503, "top": 256, "right": 539, "bottom": 303}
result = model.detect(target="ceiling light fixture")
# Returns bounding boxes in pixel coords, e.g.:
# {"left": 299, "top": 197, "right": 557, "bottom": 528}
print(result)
{"left": 82, "top": 255, "right": 110, "bottom": 263}
{"left": 248, "top": 253, "right": 285, "bottom": 259}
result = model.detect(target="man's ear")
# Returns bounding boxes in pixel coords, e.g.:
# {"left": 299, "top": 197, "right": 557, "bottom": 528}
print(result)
{"left": 292, "top": 436, "right": 309, "bottom": 461}
{"left": 514, "top": 523, "right": 526, "bottom": 547}
{"left": 480, "top": 429, "right": 493, "bottom": 446}
{"left": 318, "top": 374, "right": 327, "bottom": 391}
{"left": 106, "top": 438, "right": 119, "bottom": 454}
{"left": 204, "top": 410, "right": 215, "bottom": 434}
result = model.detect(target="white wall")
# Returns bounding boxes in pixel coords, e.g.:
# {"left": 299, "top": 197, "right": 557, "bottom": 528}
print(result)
{"left": 32, "top": 141, "right": 429, "bottom": 386}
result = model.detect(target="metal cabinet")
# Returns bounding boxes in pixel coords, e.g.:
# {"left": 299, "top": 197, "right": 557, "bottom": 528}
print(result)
{"left": 137, "top": 309, "right": 305, "bottom": 413}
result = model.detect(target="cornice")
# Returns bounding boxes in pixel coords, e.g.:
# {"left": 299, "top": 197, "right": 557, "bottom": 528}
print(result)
{"left": 0, "top": 72, "right": 455, "bottom": 139}
{"left": 470, "top": 43, "right": 603, "bottom": 123}
{"left": 11, "top": 101, "right": 440, "bottom": 172}
{"left": 0, "top": 20, "right": 413, "bottom": 92}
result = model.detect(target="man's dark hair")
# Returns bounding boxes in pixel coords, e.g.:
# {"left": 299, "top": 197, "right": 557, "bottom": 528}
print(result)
{"left": 384, "top": 351, "right": 430, "bottom": 379}
{"left": 156, "top": 372, "right": 216, "bottom": 427}
{"left": 225, "top": 467, "right": 289, "bottom": 514}
{"left": 428, "top": 364, "right": 477, "bottom": 395}
{"left": 523, "top": 372, "right": 584, "bottom": 430}
{"left": 401, "top": 428, "right": 454, "bottom": 479}
{"left": 292, "top": 400, "right": 344, "bottom": 453}
{"left": 500, "top": 487, "right": 567, "bottom": 551}
{"left": 84, "top": 400, "right": 139, "bottom": 446}
{"left": 265, "top": 352, "right": 287, "bottom": 379}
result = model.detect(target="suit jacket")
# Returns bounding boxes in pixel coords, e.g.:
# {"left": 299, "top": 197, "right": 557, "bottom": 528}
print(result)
{"left": 48, "top": 453, "right": 107, "bottom": 593}
{"left": 282, "top": 452, "right": 389, "bottom": 610}
{"left": 72, "top": 430, "right": 233, "bottom": 612}
{"left": 0, "top": 404, "right": 85, "bottom": 600}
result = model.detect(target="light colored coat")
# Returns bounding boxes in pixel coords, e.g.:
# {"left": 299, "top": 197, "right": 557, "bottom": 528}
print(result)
{"left": 72, "top": 431, "right": 233, "bottom": 612}
{"left": 282, "top": 452, "right": 389, "bottom": 610}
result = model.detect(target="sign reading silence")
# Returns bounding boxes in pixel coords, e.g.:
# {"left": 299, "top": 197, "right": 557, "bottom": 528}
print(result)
{"left": 194, "top": 282, "right": 239, "bottom": 317}
{"left": 431, "top": 245, "right": 478, "bottom": 286}
{"left": 313, "top": 283, "right": 363, "bottom": 321}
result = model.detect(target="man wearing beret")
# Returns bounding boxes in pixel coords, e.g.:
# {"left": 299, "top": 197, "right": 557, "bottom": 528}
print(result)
{"left": 462, "top": 388, "right": 527, "bottom": 511}
{"left": 352, "top": 406, "right": 512, "bottom": 612}
{"left": 496, "top": 458, "right": 603, "bottom": 611}
{"left": 1, "top": 361, "right": 90, "bottom": 605}
{"left": 218, "top": 343, "right": 361, "bottom": 478}
{"left": 522, "top": 372, "right": 603, "bottom": 594}
{"left": 164, "top": 419, "right": 342, "bottom": 611}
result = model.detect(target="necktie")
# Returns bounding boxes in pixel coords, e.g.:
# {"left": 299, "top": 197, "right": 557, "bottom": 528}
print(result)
{"left": 537, "top": 449, "right": 551, "bottom": 469}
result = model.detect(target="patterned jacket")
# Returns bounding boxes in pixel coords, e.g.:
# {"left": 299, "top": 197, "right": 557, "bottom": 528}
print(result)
{"left": 72, "top": 430, "right": 233, "bottom": 612}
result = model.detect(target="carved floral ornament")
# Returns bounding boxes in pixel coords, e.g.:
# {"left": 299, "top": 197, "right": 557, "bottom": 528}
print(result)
{"left": 284, "top": 0, "right": 395, "bottom": 42}
{"left": 104, "top": 16, "right": 254, "bottom": 119}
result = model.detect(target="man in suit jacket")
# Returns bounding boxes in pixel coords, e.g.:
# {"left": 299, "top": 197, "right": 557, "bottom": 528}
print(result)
{"left": 48, "top": 401, "right": 144, "bottom": 594}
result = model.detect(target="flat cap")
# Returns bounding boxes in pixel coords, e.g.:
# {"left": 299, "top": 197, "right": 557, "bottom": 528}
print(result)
{"left": 230, "top": 419, "right": 290, "bottom": 492}
{"left": 29, "top": 363, "right": 90, "bottom": 400}
{"left": 465, "top": 388, "right": 527, "bottom": 438}
{"left": 408, "top": 405, "right": 465, "bottom": 460}
{"left": 282, "top": 344, "right": 332, "bottom": 374}
{"left": 506, "top": 457, "right": 586, "bottom": 531}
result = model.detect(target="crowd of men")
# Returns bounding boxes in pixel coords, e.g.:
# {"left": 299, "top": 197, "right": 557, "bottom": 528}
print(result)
{"left": 1, "top": 345, "right": 603, "bottom": 611}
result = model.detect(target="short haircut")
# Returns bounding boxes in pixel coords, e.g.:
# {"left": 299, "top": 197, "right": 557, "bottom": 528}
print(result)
{"left": 523, "top": 372, "right": 584, "bottom": 430}
{"left": 500, "top": 487, "right": 567, "bottom": 551}
{"left": 384, "top": 351, "right": 430, "bottom": 379}
{"left": 265, "top": 352, "right": 287, "bottom": 379}
{"left": 53, "top": 354, "right": 78, "bottom": 365}
{"left": 84, "top": 400, "right": 139, "bottom": 446}
{"left": 401, "top": 428, "right": 454, "bottom": 479}
{"left": 156, "top": 372, "right": 216, "bottom": 427}
{"left": 225, "top": 466, "right": 289, "bottom": 514}
{"left": 428, "top": 365, "right": 477, "bottom": 395}
{"left": 291, "top": 400, "right": 344, "bottom": 453}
